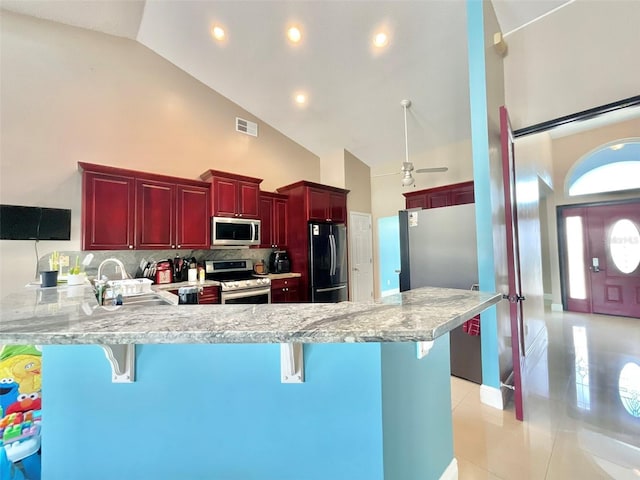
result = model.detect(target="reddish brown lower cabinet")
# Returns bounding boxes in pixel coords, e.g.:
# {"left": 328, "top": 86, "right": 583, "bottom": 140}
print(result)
{"left": 199, "top": 286, "right": 220, "bottom": 304}
{"left": 259, "top": 192, "right": 288, "bottom": 248}
{"left": 403, "top": 181, "right": 475, "bottom": 210}
{"left": 271, "top": 277, "right": 300, "bottom": 303}
{"left": 82, "top": 170, "right": 136, "bottom": 250}
{"left": 167, "top": 286, "right": 220, "bottom": 304}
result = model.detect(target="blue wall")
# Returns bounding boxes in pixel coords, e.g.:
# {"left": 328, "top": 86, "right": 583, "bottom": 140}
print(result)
{"left": 466, "top": 0, "right": 500, "bottom": 389}
{"left": 381, "top": 335, "right": 453, "bottom": 480}
{"left": 42, "top": 343, "right": 385, "bottom": 480}
{"left": 377, "top": 216, "right": 400, "bottom": 296}
{"left": 42, "top": 339, "right": 456, "bottom": 479}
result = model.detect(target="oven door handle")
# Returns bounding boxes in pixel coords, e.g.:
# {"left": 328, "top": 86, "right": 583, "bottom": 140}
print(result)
{"left": 221, "top": 287, "right": 271, "bottom": 302}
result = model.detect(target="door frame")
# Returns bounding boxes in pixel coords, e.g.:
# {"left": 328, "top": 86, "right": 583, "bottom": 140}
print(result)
{"left": 557, "top": 197, "right": 640, "bottom": 313}
{"left": 500, "top": 106, "right": 525, "bottom": 421}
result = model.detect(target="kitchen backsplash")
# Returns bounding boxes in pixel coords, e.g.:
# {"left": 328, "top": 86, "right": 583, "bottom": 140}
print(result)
{"left": 38, "top": 248, "right": 275, "bottom": 281}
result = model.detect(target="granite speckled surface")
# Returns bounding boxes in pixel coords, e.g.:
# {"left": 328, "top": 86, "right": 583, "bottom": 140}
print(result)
{"left": 0, "top": 285, "right": 501, "bottom": 345}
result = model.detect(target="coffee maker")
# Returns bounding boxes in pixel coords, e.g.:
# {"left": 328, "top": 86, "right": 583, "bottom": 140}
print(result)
{"left": 269, "top": 250, "right": 290, "bottom": 274}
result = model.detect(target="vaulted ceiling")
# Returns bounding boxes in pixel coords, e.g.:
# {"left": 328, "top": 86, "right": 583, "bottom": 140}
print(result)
{"left": 1, "top": 0, "right": 572, "bottom": 168}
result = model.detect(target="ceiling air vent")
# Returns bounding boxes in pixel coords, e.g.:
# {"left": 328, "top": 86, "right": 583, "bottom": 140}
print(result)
{"left": 236, "top": 117, "right": 258, "bottom": 137}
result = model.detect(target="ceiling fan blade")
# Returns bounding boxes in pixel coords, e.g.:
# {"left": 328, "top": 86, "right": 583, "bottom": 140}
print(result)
{"left": 415, "top": 167, "right": 448, "bottom": 173}
{"left": 372, "top": 172, "right": 401, "bottom": 177}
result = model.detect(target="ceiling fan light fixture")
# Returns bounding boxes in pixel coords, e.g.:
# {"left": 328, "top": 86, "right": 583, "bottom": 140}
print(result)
{"left": 401, "top": 172, "right": 415, "bottom": 187}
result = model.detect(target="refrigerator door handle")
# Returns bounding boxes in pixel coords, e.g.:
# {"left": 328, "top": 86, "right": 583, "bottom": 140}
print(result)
{"left": 329, "top": 234, "right": 336, "bottom": 276}
{"left": 316, "top": 285, "right": 347, "bottom": 293}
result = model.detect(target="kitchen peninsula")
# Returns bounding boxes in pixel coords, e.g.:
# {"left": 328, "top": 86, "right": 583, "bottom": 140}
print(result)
{"left": 0, "top": 285, "right": 501, "bottom": 480}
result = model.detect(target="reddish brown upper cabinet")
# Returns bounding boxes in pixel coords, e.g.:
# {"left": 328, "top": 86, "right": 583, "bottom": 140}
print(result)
{"left": 403, "top": 181, "right": 475, "bottom": 210}
{"left": 82, "top": 170, "right": 136, "bottom": 250}
{"left": 136, "top": 178, "right": 176, "bottom": 249}
{"left": 176, "top": 184, "right": 210, "bottom": 249}
{"left": 304, "top": 186, "right": 348, "bottom": 223}
{"left": 200, "top": 170, "right": 262, "bottom": 219}
{"left": 80, "top": 162, "right": 210, "bottom": 251}
{"left": 259, "top": 192, "right": 288, "bottom": 248}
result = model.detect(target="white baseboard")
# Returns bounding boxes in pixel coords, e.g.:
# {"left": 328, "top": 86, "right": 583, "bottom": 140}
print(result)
{"left": 439, "top": 457, "right": 458, "bottom": 480}
{"left": 480, "top": 384, "right": 504, "bottom": 410}
{"left": 551, "top": 303, "right": 563, "bottom": 312}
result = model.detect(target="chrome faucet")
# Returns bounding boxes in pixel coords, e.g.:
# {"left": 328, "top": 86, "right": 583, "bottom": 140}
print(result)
{"left": 97, "top": 258, "right": 129, "bottom": 281}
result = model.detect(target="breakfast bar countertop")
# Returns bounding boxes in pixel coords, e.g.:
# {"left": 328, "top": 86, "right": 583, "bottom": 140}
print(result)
{"left": 0, "top": 284, "right": 501, "bottom": 345}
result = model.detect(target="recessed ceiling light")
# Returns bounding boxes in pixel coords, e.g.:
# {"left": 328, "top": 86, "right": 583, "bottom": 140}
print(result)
{"left": 295, "top": 93, "right": 307, "bottom": 105}
{"left": 373, "top": 32, "right": 388, "bottom": 48}
{"left": 211, "top": 25, "right": 225, "bottom": 41}
{"left": 287, "top": 26, "right": 302, "bottom": 44}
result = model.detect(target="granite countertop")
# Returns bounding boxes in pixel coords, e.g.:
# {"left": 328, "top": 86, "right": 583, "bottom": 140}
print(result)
{"left": 259, "top": 272, "right": 302, "bottom": 279}
{"left": 0, "top": 284, "right": 501, "bottom": 345}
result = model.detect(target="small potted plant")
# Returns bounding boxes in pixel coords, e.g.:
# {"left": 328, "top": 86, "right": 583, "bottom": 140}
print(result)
{"left": 67, "top": 257, "right": 87, "bottom": 285}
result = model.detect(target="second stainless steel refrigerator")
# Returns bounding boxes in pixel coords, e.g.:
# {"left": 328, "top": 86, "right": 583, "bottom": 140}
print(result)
{"left": 309, "top": 222, "right": 348, "bottom": 302}
{"left": 398, "top": 204, "right": 483, "bottom": 384}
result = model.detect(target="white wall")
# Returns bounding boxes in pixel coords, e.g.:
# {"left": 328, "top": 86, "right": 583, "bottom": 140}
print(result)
{"left": 504, "top": 0, "right": 640, "bottom": 130}
{"left": 0, "top": 12, "right": 321, "bottom": 295}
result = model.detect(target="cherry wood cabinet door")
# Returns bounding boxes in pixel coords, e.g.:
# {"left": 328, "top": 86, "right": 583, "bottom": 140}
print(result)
{"left": 82, "top": 172, "right": 135, "bottom": 250}
{"left": 176, "top": 184, "right": 210, "bottom": 249}
{"left": 451, "top": 183, "right": 475, "bottom": 205}
{"left": 238, "top": 182, "right": 260, "bottom": 218}
{"left": 136, "top": 179, "right": 176, "bottom": 249}
{"left": 308, "top": 188, "right": 330, "bottom": 221}
{"left": 259, "top": 196, "right": 274, "bottom": 247}
{"left": 271, "top": 278, "right": 300, "bottom": 303}
{"left": 405, "top": 194, "right": 427, "bottom": 209}
{"left": 426, "top": 191, "right": 450, "bottom": 209}
{"left": 199, "top": 286, "right": 220, "bottom": 304}
{"left": 273, "top": 197, "right": 288, "bottom": 247}
{"left": 212, "top": 177, "right": 237, "bottom": 217}
{"left": 329, "top": 192, "right": 347, "bottom": 223}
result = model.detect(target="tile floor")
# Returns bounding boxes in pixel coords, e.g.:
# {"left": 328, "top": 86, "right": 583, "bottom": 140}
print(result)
{"left": 451, "top": 309, "right": 640, "bottom": 480}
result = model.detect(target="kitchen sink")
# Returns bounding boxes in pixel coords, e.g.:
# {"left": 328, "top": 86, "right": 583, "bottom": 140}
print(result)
{"left": 117, "top": 292, "right": 177, "bottom": 307}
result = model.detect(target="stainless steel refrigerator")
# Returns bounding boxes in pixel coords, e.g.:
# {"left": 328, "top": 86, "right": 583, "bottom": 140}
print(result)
{"left": 398, "top": 204, "right": 482, "bottom": 384}
{"left": 309, "top": 222, "right": 348, "bottom": 302}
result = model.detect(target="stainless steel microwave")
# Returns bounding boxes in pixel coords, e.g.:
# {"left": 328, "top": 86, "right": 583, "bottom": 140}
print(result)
{"left": 211, "top": 217, "right": 261, "bottom": 246}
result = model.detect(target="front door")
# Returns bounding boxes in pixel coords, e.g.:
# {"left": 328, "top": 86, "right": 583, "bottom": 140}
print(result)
{"left": 588, "top": 202, "right": 640, "bottom": 317}
{"left": 560, "top": 200, "right": 640, "bottom": 318}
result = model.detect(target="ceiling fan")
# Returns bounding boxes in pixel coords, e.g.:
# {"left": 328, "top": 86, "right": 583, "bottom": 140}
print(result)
{"left": 374, "top": 99, "right": 448, "bottom": 187}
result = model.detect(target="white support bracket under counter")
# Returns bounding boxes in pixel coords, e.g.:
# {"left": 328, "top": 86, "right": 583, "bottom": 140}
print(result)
{"left": 416, "top": 341, "right": 434, "bottom": 359}
{"left": 280, "top": 343, "right": 304, "bottom": 383}
{"left": 101, "top": 344, "right": 136, "bottom": 383}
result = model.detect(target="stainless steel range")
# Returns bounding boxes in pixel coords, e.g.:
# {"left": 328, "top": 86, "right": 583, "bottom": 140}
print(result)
{"left": 204, "top": 259, "right": 271, "bottom": 304}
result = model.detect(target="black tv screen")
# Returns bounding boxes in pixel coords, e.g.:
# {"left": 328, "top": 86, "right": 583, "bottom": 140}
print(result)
{"left": 0, "top": 205, "right": 71, "bottom": 241}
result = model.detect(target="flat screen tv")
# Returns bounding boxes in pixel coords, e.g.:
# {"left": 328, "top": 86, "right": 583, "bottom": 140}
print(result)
{"left": 0, "top": 205, "right": 71, "bottom": 240}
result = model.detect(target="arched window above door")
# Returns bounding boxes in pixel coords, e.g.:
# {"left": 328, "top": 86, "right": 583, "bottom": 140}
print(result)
{"left": 567, "top": 139, "right": 640, "bottom": 196}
